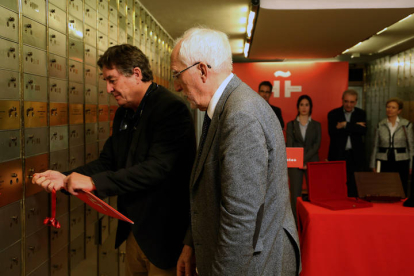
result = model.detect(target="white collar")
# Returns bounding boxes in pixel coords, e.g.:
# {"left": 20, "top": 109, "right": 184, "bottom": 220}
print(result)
{"left": 207, "top": 73, "right": 234, "bottom": 119}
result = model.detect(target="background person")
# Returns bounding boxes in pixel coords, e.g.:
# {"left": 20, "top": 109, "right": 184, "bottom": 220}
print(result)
{"left": 370, "top": 98, "right": 414, "bottom": 196}
{"left": 286, "top": 95, "right": 321, "bottom": 220}
{"left": 258, "top": 81, "right": 285, "bottom": 129}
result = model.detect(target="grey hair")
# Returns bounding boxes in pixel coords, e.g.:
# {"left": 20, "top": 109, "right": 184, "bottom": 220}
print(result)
{"left": 174, "top": 27, "right": 233, "bottom": 73}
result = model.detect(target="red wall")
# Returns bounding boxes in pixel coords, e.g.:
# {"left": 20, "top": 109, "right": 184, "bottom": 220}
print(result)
{"left": 233, "top": 62, "right": 349, "bottom": 161}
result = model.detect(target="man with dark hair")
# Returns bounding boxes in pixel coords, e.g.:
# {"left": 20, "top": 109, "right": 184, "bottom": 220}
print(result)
{"left": 258, "top": 81, "right": 284, "bottom": 129}
{"left": 33, "top": 44, "right": 196, "bottom": 276}
{"left": 328, "top": 89, "right": 367, "bottom": 197}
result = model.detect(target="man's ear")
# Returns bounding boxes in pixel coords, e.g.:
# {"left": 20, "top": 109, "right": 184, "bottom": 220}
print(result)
{"left": 199, "top": 63, "right": 209, "bottom": 83}
{"left": 132, "top": 67, "right": 143, "bottom": 82}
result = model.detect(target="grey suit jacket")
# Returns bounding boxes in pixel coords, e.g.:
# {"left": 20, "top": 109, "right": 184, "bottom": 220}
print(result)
{"left": 186, "top": 75, "right": 301, "bottom": 275}
{"left": 286, "top": 119, "right": 321, "bottom": 165}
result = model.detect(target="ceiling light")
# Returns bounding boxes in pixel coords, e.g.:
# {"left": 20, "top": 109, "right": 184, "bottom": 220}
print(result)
{"left": 376, "top": 28, "right": 388, "bottom": 35}
{"left": 239, "top": 17, "right": 247, "bottom": 24}
{"left": 399, "top": 14, "right": 412, "bottom": 23}
{"left": 241, "top": 6, "right": 248, "bottom": 12}
{"left": 244, "top": 42, "right": 250, "bottom": 58}
{"left": 246, "top": 11, "right": 256, "bottom": 39}
{"left": 240, "top": 27, "right": 246, "bottom": 33}
{"left": 342, "top": 49, "right": 350, "bottom": 54}
{"left": 378, "top": 35, "right": 414, "bottom": 53}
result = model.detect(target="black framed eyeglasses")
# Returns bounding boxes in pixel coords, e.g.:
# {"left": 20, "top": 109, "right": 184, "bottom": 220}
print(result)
{"left": 172, "top": 62, "right": 211, "bottom": 80}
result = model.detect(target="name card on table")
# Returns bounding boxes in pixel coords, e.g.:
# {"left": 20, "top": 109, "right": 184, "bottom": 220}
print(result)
{"left": 286, "top": 147, "right": 304, "bottom": 168}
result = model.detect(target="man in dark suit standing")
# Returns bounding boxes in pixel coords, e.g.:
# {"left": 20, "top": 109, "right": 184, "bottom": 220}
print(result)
{"left": 328, "top": 89, "right": 367, "bottom": 197}
{"left": 33, "top": 44, "right": 196, "bottom": 276}
{"left": 258, "top": 81, "right": 285, "bottom": 129}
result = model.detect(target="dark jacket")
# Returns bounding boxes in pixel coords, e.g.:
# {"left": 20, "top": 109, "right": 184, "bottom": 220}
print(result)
{"left": 270, "top": 104, "right": 284, "bottom": 129}
{"left": 68, "top": 84, "right": 196, "bottom": 269}
{"left": 328, "top": 106, "right": 367, "bottom": 168}
{"left": 286, "top": 118, "right": 321, "bottom": 165}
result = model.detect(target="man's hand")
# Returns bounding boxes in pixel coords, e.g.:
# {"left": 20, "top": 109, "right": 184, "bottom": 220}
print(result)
{"left": 356, "top": 122, "right": 366, "bottom": 127}
{"left": 336, "top": 121, "right": 347, "bottom": 129}
{"left": 64, "top": 172, "right": 96, "bottom": 195}
{"left": 32, "top": 170, "right": 66, "bottom": 192}
{"left": 177, "top": 245, "right": 197, "bottom": 276}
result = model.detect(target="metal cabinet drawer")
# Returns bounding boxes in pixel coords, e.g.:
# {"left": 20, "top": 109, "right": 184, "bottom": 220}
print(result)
{"left": 97, "top": 32, "right": 108, "bottom": 51}
{"left": 24, "top": 74, "right": 47, "bottom": 102}
{"left": 109, "top": 4, "right": 117, "bottom": 25}
{"left": 84, "top": 25, "right": 97, "bottom": 48}
{"left": 99, "top": 215, "right": 109, "bottom": 244}
{"left": 99, "top": 234, "right": 118, "bottom": 276}
{"left": 85, "top": 205, "right": 98, "bottom": 227}
{"left": 0, "top": 201, "right": 21, "bottom": 249}
{"left": 22, "top": 0, "right": 46, "bottom": 25}
{"left": 99, "top": 140, "right": 106, "bottom": 155}
{"left": 98, "top": 121, "right": 110, "bottom": 141}
{"left": 68, "top": 0, "right": 83, "bottom": 20}
{"left": 25, "top": 153, "right": 48, "bottom": 197}
{"left": 0, "top": 241, "right": 21, "bottom": 276}
{"left": 50, "top": 125, "right": 68, "bottom": 152}
{"left": 69, "top": 60, "right": 84, "bottom": 83}
{"left": 50, "top": 149, "right": 69, "bottom": 174}
{"left": 49, "top": 4, "right": 66, "bottom": 34}
{"left": 50, "top": 103, "right": 68, "bottom": 126}
{"left": 68, "top": 15, "right": 83, "bottom": 40}
{"left": 0, "top": 69, "right": 19, "bottom": 100}
{"left": 85, "top": 123, "right": 97, "bottom": 144}
{"left": 69, "top": 38, "right": 83, "bottom": 62}
{"left": 22, "top": 16, "right": 46, "bottom": 50}
{"left": 51, "top": 213, "right": 69, "bottom": 256}
{"left": 109, "top": 38, "right": 117, "bottom": 48}
{"left": 25, "top": 191, "right": 49, "bottom": 236}
{"left": 49, "top": 0, "right": 66, "bottom": 11}
{"left": 98, "top": 105, "right": 109, "bottom": 122}
{"left": 69, "top": 124, "right": 84, "bottom": 147}
{"left": 98, "top": 81, "right": 109, "bottom": 105}
{"left": 24, "top": 126, "right": 48, "bottom": 157}
{"left": 0, "top": 130, "right": 20, "bottom": 162}
{"left": 49, "top": 54, "right": 67, "bottom": 79}
{"left": 0, "top": 160, "right": 22, "bottom": 208}
{"left": 108, "top": 215, "right": 117, "bottom": 235}
{"left": 50, "top": 78, "right": 67, "bottom": 103}
{"left": 85, "top": 0, "right": 96, "bottom": 10}
{"left": 70, "top": 204, "right": 85, "bottom": 241}
{"left": 23, "top": 45, "right": 47, "bottom": 76}
{"left": 119, "top": 241, "right": 126, "bottom": 276}
{"left": 98, "top": 0, "right": 108, "bottom": 16}
{"left": 85, "top": 142, "right": 98, "bottom": 164}
{"left": 70, "top": 193, "right": 83, "bottom": 211}
{"left": 0, "top": 6, "right": 18, "bottom": 42}
{"left": 97, "top": 14, "right": 108, "bottom": 32}
{"left": 85, "top": 221, "right": 98, "bottom": 263}
{"left": 119, "top": 0, "right": 126, "bottom": 16}
{"left": 26, "top": 227, "right": 49, "bottom": 274}
{"left": 24, "top": 101, "right": 47, "bottom": 128}
{"left": 0, "top": 38, "right": 19, "bottom": 71}
{"left": 69, "top": 104, "right": 84, "bottom": 125}
{"left": 85, "top": 85, "right": 97, "bottom": 104}
{"left": 109, "top": 23, "right": 117, "bottom": 41}
{"left": 0, "top": 0, "right": 18, "bottom": 12}
{"left": 0, "top": 100, "right": 20, "bottom": 130}
{"left": 70, "top": 232, "right": 85, "bottom": 270}
{"left": 51, "top": 245, "right": 69, "bottom": 276}
{"left": 85, "top": 44, "right": 97, "bottom": 66}
{"left": 85, "top": 65, "right": 96, "bottom": 85}
{"left": 69, "top": 82, "right": 84, "bottom": 104}
{"left": 49, "top": 29, "right": 67, "bottom": 57}
{"left": 69, "top": 144, "right": 85, "bottom": 170}
{"left": 119, "top": 26, "right": 127, "bottom": 44}
{"left": 109, "top": 106, "right": 117, "bottom": 121}
{"left": 27, "top": 260, "right": 49, "bottom": 276}
{"left": 85, "top": 6, "right": 97, "bottom": 28}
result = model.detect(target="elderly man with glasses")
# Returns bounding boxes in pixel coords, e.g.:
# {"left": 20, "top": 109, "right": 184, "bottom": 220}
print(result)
{"left": 172, "top": 27, "right": 301, "bottom": 276}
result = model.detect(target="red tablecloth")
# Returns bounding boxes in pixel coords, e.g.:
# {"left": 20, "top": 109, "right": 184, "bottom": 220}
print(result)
{"left": 297, "top": 198, "right": 414, "bottom": 276}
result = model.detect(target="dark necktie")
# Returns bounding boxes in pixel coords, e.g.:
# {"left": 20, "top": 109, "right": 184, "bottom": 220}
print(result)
{"left": 197, "top": 112, "right": 211, "bottom": 162}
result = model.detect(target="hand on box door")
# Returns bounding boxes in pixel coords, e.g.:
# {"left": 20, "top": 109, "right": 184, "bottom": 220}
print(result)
{"left": 32, "top": 170, "right": 66, "bottom": 192}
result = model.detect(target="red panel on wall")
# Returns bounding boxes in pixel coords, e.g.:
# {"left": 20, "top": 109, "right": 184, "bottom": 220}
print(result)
{"left": 233, "top": 62, "right": 349, "bottom": 161}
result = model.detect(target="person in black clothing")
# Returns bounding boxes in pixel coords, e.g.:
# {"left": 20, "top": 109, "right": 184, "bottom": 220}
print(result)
{"left": 33, "top": 44, "right": 196, "bottom": 276}
{"left": 328, "top": 89, "right": 366, "bottom": 197}
{"left": 258, "top": 81, "right": 284, "bottom": 129}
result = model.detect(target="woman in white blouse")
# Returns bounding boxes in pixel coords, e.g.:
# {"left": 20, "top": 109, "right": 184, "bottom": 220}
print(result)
{"left": 286, "top": 95, "right": 321, "bottom": 220}
{"left": 370, "top": 98, "right": 414, "bottom": 196}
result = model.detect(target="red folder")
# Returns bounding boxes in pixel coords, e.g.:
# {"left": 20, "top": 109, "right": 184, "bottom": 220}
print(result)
{"left": 286, "top": 147, "right": 304, "bottom": 168}
{"left": 307, "top": 161, "right": 372, "bottom": 210}
{"left": 76, "top": 190, "right": 134, "bottom": 224}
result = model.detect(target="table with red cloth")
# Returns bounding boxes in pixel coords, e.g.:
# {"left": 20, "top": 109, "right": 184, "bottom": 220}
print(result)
{"left": 297, "top": 197, "right": 414, "bottom": 276}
